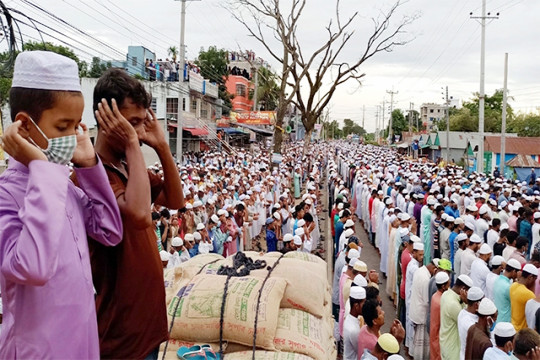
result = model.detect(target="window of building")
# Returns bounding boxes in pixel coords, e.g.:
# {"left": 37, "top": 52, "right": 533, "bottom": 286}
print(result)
{"left": 191, "top": 98, "right": 197, "bottom": 112}
{"left": 236, "top": 84, "right": 246, "bottom": 97}
{"left": 437, "top": 109, "right": 440, "bottom": 113}
{"left": 201, "top": 109, "right": 208, "bottom": 119}
{"left": 182, "top": 98, "right": 186, "bottom": 111}
{"left": 151, "top": 98, "right": 157, "bottom": 113}
{"left": 132, "top": 57, "right": 137, "bottom": 66}
{"left": 430, "top": 109, "right": 434, "bottom": 113}
{"left": 166, "top": 98, "right": 178, "bottom": 119}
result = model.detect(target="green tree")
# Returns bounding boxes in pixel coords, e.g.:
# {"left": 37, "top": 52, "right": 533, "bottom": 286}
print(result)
{"left": 322, "top": 119, "right": 343, "bottom": 139}
{"left": 448, "top": 90, "right": 514, "bottom": 132}
{"left": 195, "top": 46, "right": 233, "bottom": 116}
{"left": 342, "top": 118, "right": 366, "bottom": 136}
{"left": 253, "top": 67, "right": 279, "bottom": 111}
{"left": 508, "top": 113, "right": 540, "bottom": 137}
{"left": 390, "top": 109, "right": 408, "bottom": 137}
{"left": 168, "top": 46, "right": 178, "bottom": 62}
{"left": 88, "top": 57, "right": 111, "bottom": 78}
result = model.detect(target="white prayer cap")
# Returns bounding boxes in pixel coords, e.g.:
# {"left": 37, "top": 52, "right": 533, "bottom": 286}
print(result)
{"left": 523, "top": 264, "right": 539, "bottom": 277}
{"left": 410, "top": 234, "right": 421, "bottom": 243}
{"left": 193, "top": 232, "right": 202, "bottom": 241}
{"left": 427, "top": 198, "right": 436, "bottom": 206}
{"left": 171, "top": 237, "right": 183, "bottom": 247}
{"left": 12, "top": 51, "right": 81, "bottom": 91}
{"left": 493, "top": 322, "right": 516, "bottom": 338}
{"left": 470, "top": 234, "right": 483, "bottom": 244}
{"left": 193, "top": 200, "right": 203, "bottom": 208}
{"left": 196, "top": 223, "right": 205, "bottom": 231}
{"left": 441, "top": 213, "right": 448, "bottom": 221}
{"left": 467, "top": 286, "right": 484, "bottom": 301}
{"left": 350, "top": 286, "right": 366, "bottom": 300}
{"left": 385, "top": 198, "right": 393, "bottom": 205}
{"left": 446, "top": 216, "right": 455, "bottom": 222}
{"left": 353, "top": 260, "right": 368, "bottom": 272}
{"left": 399, "top": 213, "right": 411, "bottom": 221}
{"left": 478, "top": 243, "right": 492, "bottom": 254}
{"left": 283, "top": 234, "right": 294, "bottom": 242}
{"left": 399, "top": 227, "right": 410, "bottom": 236}
{"left": 273, "top": 212, "right": 281, "bottom": 221}
{"left": 349, "top": 257, "right": 359, "bottom": 267}
{"left": 457, "top": 274, "right": 473, "bottom": 288}
{"left": 490, "top": 255, "right": 504, "bottom": 267}
{"left": 435, "top": 271, "right": 450, "bottom": 285}
{"left": 159, "top": 250, "right": 170, "bottom": 262}
{"left": 534, "top": 212, "right": 540, "bottom": 220}
{"left": 506, "top": 259, "right": 522, "bottom": 271}
{"left": 345, "top": 219, "right": 355, "bottom": 228}
{"left": 348, "top": 249, "right": 360, "bottom": 259}
{"left": 185, "top": 203, "right": 193, "bottom": 210}
{"left": 184, "top": 233, "right": 194, "bottom": 241}
{"left": 295, "top": 227, "right": 305, "bottom": 236}
{"left": 466, "top": 205, "right": 478, "bottom": 212}
{"left": 377, "top": 190, "right": 384, "bottom": 195}
{"left": 454, "top": 218, "right": 464, "bottom": 225}
{"left": 210, "top": 214, "right": 219, "bottom": 223}
{"left": 297, "top": 219, "right": 306, "bottom": 227}
{"left": 293, "top": 236, "right": 302, "bottom": 246}
{"left": 464, "top": 222, "right": 476, "bottom": 231}
{"left": 387, "top": 356, "right": 405, "bottom": 360}
{"left": 479, "top": 205, "right": 488, "bottom": 215}
{"left": 478, "top": 298, "right": 497, "bottom": 316}
{"left": 217, "top": 209, "right": 228, "bottom": 216}
{"left": 413, "top": 242, "right": 424, "bottom": 251}
{"left": 344, "top": 228, "right": 354, "bottom": 238}
{"left": 353, "top": 274, "right": 368, "bottom": 287}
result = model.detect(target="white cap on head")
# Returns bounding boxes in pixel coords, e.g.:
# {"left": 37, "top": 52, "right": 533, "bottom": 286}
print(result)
{"left": 171, "top": 237, "right": 183, "bottom": 247}
{"left": 193, "top": 232, "right": 202, "bottom": 241}
{"left": 435, "top": 271, "right": 450, "bottom": 285}
{"left": 457, "top": 233, "right": 468, "bottom": 242}
{"left": 479, "top": 206, "right": 488, "bottom": 215}
{"left": 184, "top": 233, "right": 194, "bottom": 241}
{"left": 454, "top": 218, "right": 464, "bottom": 225}
{"left": 293, "top": 236, "right": 302, "bottom": 246}
{"left": 283, "top": 233, "right": 294, "bottom": 242}
{"left": 478, "top": 298, "right": 497, "bottom": 316}
{"left": 446, "top": 216, "right": 455, "bottom": 222}
{"left": 490, "top": 255, "right": 504, "bottom": 267}
{"left": 507, "top": 258, "right": 522, "bottom": 271}
{"left": 348, "top": 249, "right": 360, "bottom": 259}
{"left": 478, "top": 243, "right": 492, "bottom": 254}
{"left": 353, "top": 274, "right": 368, "bottom": 287}
{"left": 413, "top": 242, "right": 424, "bottom": 251}
{"left": 350, "top": 286, "right": 366, "bottom": 300}
{"left": 344, "top": 228, "right": 354, "bottom": 238}
{"left": 159, "top": 250, "right": 170, "bottom": 262}
{"left": 387, "top": 356, "right": 405, "bottom": 360}
{"left": 457, "top": 274, "right": 473, "bottom": 288}
{"left": 196, "top": 223, "right": 205, "bottom": 231}
{"left": 493, "top": 322, "right": 516, "bottom": 338}
{"left": 12, "top": 51, "right": 82, "bottom": 91}
{"left": 534, "top": 212, "right": 540, "bottom": 220}
{"left": 467, "top": 286, "right": 484, "bottom": 301}
{"left": 465, "top": 222, "right": 476, "bottom": 231}
{"left": 211, "top": 214, "right": 220, "bottom": 223}
{"left": 297, "top": 219, "right": 306, "bottom": 227}
{"left": 470, "top": 234, "right": 482, "bottom": 243}
{"left": 295, "top": 227, "right": 305, "bottom": 236}
{"left": 523, "top": 264, "right": 539, "bottom": 277}
{"left": 345, "top": 219, "right": 355, "bottom": 228}
{"left": 349, "top": 257, "right": 359, "bottom": 267}
{"left": 427, "top": 198, "right": 436, "bottom": 206}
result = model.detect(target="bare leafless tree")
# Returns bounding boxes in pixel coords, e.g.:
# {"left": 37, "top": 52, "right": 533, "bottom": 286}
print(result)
{"left": 228, "top": 0, "right": 415, "bottom": 154}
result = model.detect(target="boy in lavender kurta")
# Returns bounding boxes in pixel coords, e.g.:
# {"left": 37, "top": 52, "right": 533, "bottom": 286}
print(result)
{"left": 0, "top": 51, "right": 123, "bottom": 359}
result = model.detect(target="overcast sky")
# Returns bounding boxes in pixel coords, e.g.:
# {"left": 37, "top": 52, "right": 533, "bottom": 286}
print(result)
{"left": 8, "top": 0, "right": 538, "bottom": 132}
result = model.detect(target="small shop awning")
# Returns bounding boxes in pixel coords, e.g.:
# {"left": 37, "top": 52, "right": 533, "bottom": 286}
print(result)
{"left": 219, "top": 127, "right": 247, "bottom": 135}
{"left": 184, "top": 127, "right": 208, "bottom": 136}
{"left": 235, "top": 123, "right": 274, "bottom": 136}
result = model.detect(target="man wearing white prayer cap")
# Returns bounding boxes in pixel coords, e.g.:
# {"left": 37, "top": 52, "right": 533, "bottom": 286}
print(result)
{"left": 430, "top": 271, "right": 450, "bottom": 360}
{"left": 470, "top": 243, "right": 493, "bottom": 294}
{"left": 440, "top": 275, "right": 473, "bottom": 360}
{"left": 460, "top": 234, "right": 482, "bottom": 276}
{"left": 458, "top": 286, "right": 484, "bottom": 360}
{"left": 483, "top": 322, "right": 516, "bottom": 359}
{"left": 404, "top": 239, "right": 424, "bottom": 352}
{"left": 159, "top": 250, "right": 170, "bottom": 268}
{"left": 485, "top": 255, "right": 505, "bottom": 300}
{"left": 168, "top": 237, "right": 190, "bottom": 268}
{"left": 343, "top": 286, "right": 367, "bottom": 360}
{"left": 464, "top": 298, "right": 498, "bottom": 359}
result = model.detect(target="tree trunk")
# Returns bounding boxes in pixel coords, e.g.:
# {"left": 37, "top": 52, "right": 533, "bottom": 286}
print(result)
{"left": 303, "top": 128, "right": 312, "bottom": 156}
{"left": 273, "top": 104, "right": 287, "bottom": 155}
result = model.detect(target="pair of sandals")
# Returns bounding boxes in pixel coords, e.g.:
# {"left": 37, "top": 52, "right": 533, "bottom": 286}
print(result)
{"left": 177, "top": 344, "right": 220, "bottom": 360}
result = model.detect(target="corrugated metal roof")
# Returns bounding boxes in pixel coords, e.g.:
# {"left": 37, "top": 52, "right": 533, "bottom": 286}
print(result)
{"left": 506, "top": 154, "right": 540, "bottom": 168}
{"left": 485, "top": 136, "right": 540, "bottom": 156}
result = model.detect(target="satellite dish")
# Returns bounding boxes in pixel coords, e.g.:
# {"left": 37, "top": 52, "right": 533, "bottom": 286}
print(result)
{"left": 286, "top": 126, "right": 292, "bottom": 134}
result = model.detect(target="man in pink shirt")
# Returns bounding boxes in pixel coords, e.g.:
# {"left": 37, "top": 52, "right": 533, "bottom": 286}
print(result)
{"left": 358, "top": 299, "right": 384, "bottom": 359}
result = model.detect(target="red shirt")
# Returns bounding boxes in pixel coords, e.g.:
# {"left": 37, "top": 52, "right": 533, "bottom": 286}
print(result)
{"left": 400, "top": 248, "right": 412, "bottom": 299}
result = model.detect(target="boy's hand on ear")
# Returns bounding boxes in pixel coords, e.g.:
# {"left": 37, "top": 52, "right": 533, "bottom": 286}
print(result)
{"left": 72, "top": 123, "right": 97, "bottom": 167}
{"left": 0, "top": 120, "right": 47, "bottom": 167}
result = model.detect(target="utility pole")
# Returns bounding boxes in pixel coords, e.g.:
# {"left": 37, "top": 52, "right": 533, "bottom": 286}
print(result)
{"left": 381, "top": 100, "right": 386, "bottom": 142}
{"left": 471, "top": 0, "right": 499, "bottom": 173}
{"left": 362, "top": 105, "right": 365, "bottom": 130}
{"left": 443, "top": 86, "right": 451, "bottom": 163}
{"left": 386, "top": 89, "right": 398, "bottom": 143}
{"left": 501, "top": 53, "right": 509, "bottom": 177}
{"left": 408, "top": 102, "right": 413, "bottom": 133}
{"left": 175, "top": 0, "right": 201, "bottom": 162}
{"left": 375, "top": 106, "right": 380, "bottom": 143}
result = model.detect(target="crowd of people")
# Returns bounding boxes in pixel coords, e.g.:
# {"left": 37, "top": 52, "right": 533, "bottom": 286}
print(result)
{"left": 2, "top": 50, "right": 540, "bottom": 360}
{"left": 330, "top": 143, "right": 540, "bottom": 360}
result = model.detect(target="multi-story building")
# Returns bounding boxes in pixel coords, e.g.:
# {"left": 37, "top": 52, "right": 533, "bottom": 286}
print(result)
{"left": 420, "top": 103, "right": 447, "bottom": 131}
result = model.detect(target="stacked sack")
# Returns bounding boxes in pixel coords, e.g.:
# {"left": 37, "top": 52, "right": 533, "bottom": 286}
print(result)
{"left": 161, "top": 252, "right": 336, "bottom": 360}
